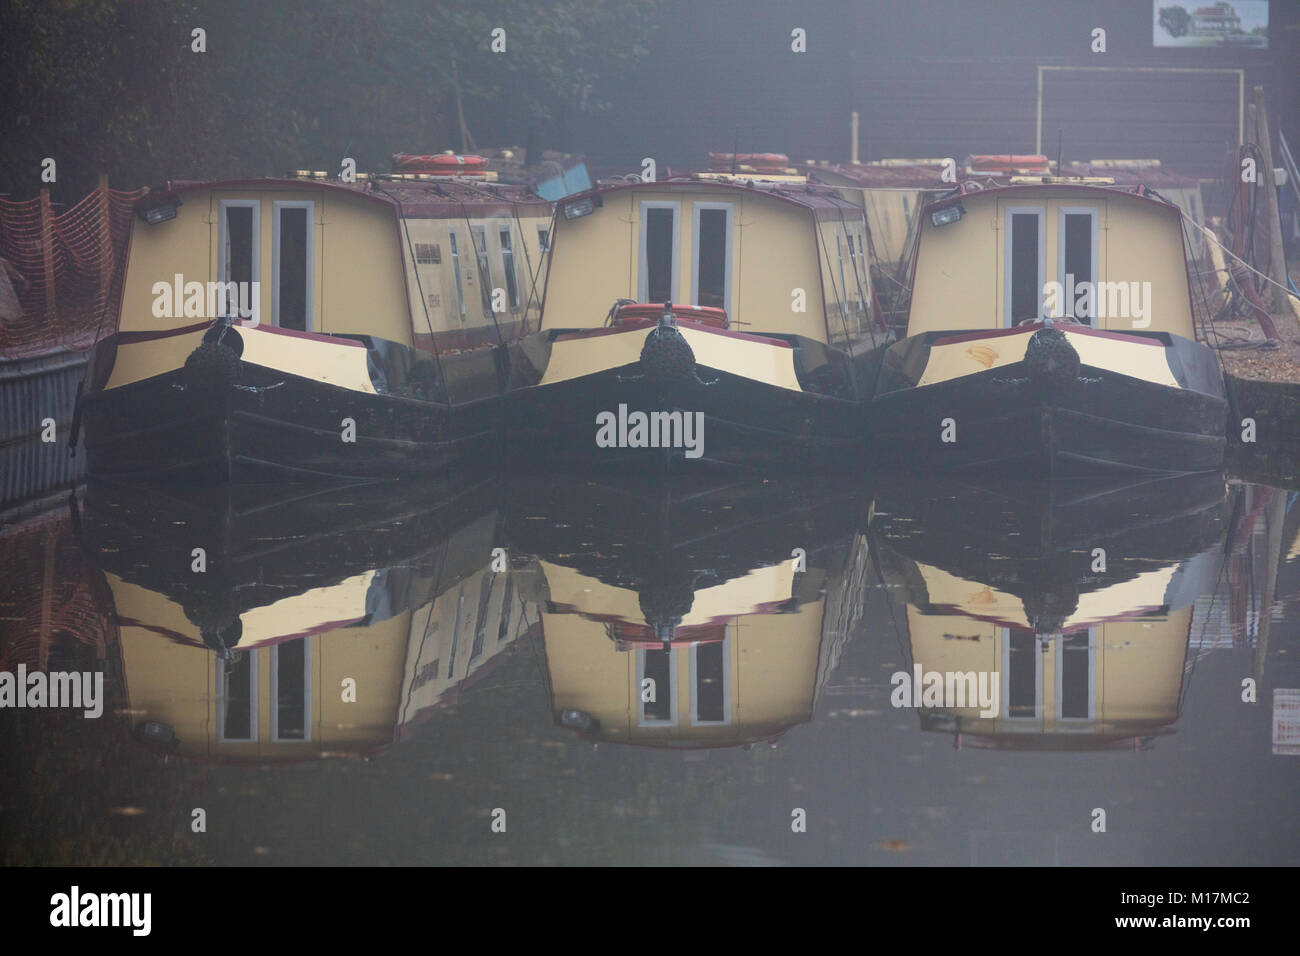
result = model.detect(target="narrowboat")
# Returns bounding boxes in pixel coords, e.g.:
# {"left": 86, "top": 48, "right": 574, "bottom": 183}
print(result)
{"left": 504, "top": 169, "right": 889, "bottom": 469}
{"left": 76, "top": 163, "right": 552, "bottom": 482}
{"left": 869, "top": 471, "right": 1233, "bottom": 749}
{"left": 873, "top": 180, "right": 1227, "bottom": 475}
{"left": 502, "top": 475, "right": 870, "bottom": 748}
{"left": 77, "top": 473, "right": 538, "bottom": 760}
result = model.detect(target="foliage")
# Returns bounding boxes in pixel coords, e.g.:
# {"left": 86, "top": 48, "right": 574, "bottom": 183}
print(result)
{"left": 0, "top": 0, "right": 658, "bottom": 200}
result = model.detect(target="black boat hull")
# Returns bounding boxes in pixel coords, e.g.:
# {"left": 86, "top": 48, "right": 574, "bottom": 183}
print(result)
{"left": 504, "top": 363, "right": 866, "bottom": 471}
{"left": 873, "top": 363, "right": 1227, "bottom": 476}
{"left": 82, "top": 362, "right": 500, "bottom": 483}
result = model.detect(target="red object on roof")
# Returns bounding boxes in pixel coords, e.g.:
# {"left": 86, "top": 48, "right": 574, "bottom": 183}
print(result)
{"left": 391, "top": 153, "right": 489, "bottom": 174}
{"left": 615, "top": 302, "right": 729, "bottom": 330}
{"left": 967, "top": 154, "right": 1051, "bottom": 173}
{"left": 708, "top": 152, "right": 790, "bottom": 170}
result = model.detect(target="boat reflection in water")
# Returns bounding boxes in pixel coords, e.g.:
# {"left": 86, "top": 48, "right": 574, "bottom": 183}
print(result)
{"left": 77, "top": 473, "right": 538, "bottom": 762}
{"left": 503, "top": 476, "right": 871, "bottom": 749}
{"left": 870, "top": 471, "right": 1236, "bottom": 749}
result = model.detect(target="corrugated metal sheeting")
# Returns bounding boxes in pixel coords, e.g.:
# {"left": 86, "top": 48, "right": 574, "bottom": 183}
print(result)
{"left": 0, "top": 351, "right": 86, "bottom": 511}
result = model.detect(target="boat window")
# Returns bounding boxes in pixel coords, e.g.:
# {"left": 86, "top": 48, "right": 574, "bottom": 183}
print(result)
{"left": 538, "top": 226, "right": 550, "bottom": 253}
{"left": 499, "top": 227, "right": 520, "bottom": 310}
{"left": 273, "top": 201, "right": 312, "bottom": 331}
{"left": 471, "top": 226, "right": 494, "bottom": 318}
{"left": 1004, "top": 208, "right": 1044, "bottom": 327}
{"left": 691, "top": 637, "right": 728, "bottom": 725}
{"left": 415, "top": 242, "right": 441, "bottom": 264}
{"left": 1058, "top": 629, "right": 1095, "bottom": 720}
{"left": 639, "top": 202, "right": 679, "bottom": 304}
{"left": 1058, "top": 208, "right": 1097, "bottom": 325}
{"left": 218, "top": 200, "right": 259, "bottom": 316}
{"left": 1004, "top": 627, "right": 1041, "bottom": 719}
{"left": 693, "top": 203, "right": 731, "bottom": 311}
{"left": 638, "top": 646, "right": 676, "bottom": 725}
{"left": 217, "top": 651, "right": 256, "bottom": 742}
{"left": 470, "top": 571, "right": 495, "bottom": 664}
{"left": 449, "top": 232, "right": 467, "bottom": 321}
{"left": 272, "top": 637, "right": 310, "bottom": 741}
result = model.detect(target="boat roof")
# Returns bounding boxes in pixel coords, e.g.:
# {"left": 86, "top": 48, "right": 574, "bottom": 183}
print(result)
{"left": 925, "top": 180, "right": 1183, "bottom": 215}
{"left": 567, "top": 176, "right": 864, "bottom": 216}
{"left": 140, "top": 176, "right": 553, "bottom": 218}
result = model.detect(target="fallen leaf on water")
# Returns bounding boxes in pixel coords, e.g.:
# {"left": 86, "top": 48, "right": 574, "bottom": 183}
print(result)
{"left": 877, "top": 840, "right": 910, "bottom": 852}
{"left": 107, "top": 807, "right": 145, "bottom": 816}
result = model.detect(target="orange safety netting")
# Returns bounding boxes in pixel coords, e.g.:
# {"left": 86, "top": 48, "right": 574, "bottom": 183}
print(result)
{"left": 0, "top": 185, "right": 146, "bottom": 359}
{"left": 0, "top": 509, "right": 117, "bottom": 673}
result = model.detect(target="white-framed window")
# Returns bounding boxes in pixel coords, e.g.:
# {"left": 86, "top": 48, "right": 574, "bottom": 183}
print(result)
{"left": 691, "top": 201, "right": 732, "bottom": 312}
{"left": 448, "top": 231, "right": 467, "bottom": 320}
{"left": 499, "top": 226, "right": 520, "bottom": 311}
{"left": 1003, "top": 205, "right": 1045, "bottom": 328}
{"left": 415, "top": 242, "right": 441, "bottom": 264}
{"left": 270, "top": 637, "right": 312, "bottom": 742}
{"left": 637, "top": 646, "right": 677, "bottom": 726}
{"left": 690, "top": 631, "right": 730, "bottom": 725}
{"left": 217, "top": 199, "right": 260, "bottom": 317}
{"left": 1056, "top": 206, "right": 1099, "bottom": 324}
{"left": 1001, "top": 627, "right": 1043, "bottom": 720}
{"left": 537, "top": 225, "right": 550, "bottom": 254}
{"left": 272, "top": 200, "right": 314, "bottom": 331}
{"left": 1055, "top": 629, "right": 1096, "bottom": 721}
{"left": 638, "top": 200, "right": 680, "bottom": 304}
{"left": 216, "top": 649, "right": 257, "bottom": 743}
{"left": 471, "top": 225, "right": 494, "bottom": 318}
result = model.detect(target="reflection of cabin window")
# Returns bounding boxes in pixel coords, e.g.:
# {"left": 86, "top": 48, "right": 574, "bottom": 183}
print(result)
{"left": 639, "top": 202, "right": 679, "bottom": 304}
{"left": 1004, "top": 207, "right": 1044, "bottom": 327}
{"left": 470, "top": 572, "right": 495, "bottom": 663}
{"left": 272, "top": 637, "right": 311, "bottom": 741}
{"left": 1003, "top": 627, "right": 1041, "bottom": 719}
{"left": 499, "top": 228, "right": 520, "bottom": 310}
{"left": 273, "top": 201, "right": 313, "bottom": 332}
{"left": 217, "top": 651, "right": 257, "bottom": 743}
{"left": 836, "top": 233, "right": 848, "bottom": 311}
{"left": 497, "top": 578, "right": 514, "bottom": 644}
{"left": 446, "top": 586, "right": 465, "bottom": 678}
{"left": 218, "top": 200, "right": 259, "bottom": 312}
{"left": 1057, "top": 629, "right": 1096, "bottom": 720}
{"left": 692, "top": 203, "right": 731, "bottom": 311}
{"left": 637, "top": 647, "right": 676, "bottom": 725}
{"left": 538, "top": 226, "right": 550, "bottom": 253}
{"left": 448, "top": 232, "right": 467, "bottom": 320}
{"left": 691, "top": 634, "right": 729, "bottom": 725}
{"left": 471, "top": 226, "right": 494, "bottom": 318}
{"left": 415, "top": 242, "right": 441, "bottom": 264}
{"left": 1058, "top": 208, "right": 1097, "bottom": 324}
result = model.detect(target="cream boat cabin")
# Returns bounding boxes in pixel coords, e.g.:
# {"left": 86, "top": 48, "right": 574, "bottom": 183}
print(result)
{"left": 78, "top": 172, "right": 551, "bottom": 481}
{"left": 503, "top": 477, "right": 868, "bottom": 748}
{"left": 83, "top": 475, "right": 538, "bottom": 761}
{"left": 505, "top": 175, "right": 888, "bottom": 469}
{"left": 871, "top": 472, "right": 1231, "bottom": 749}
{"left": 873, "top": 182, "right": 1227, "bottom": 475}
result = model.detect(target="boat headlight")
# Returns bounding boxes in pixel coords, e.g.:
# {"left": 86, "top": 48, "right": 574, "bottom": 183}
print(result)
{"left": 559, "top": 709, "right": 596, "bottom": 732}
{"left": 929, "top": 203, "right": 964, "bottom": 227}
{"left": 562, "top": 195, "right": 601, "bottom": 220}
{"left": 138, "top": 197, "right": 182, "bottom": 225}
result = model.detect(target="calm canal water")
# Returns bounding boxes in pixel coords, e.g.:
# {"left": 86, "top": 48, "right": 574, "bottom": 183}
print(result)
{"left": 2, "top": 470, "right": 1297, "bottom": 865}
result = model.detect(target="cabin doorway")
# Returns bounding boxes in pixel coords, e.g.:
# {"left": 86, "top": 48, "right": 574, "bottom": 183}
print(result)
{"left": 1057, "top": 208, "right": 1098, "bottom": 325}
{"left": 273, "top": 201, "right": 313, "bottom": 331}
{"left": 1003, "top": 207, "right": 1044, "bottom": 327}
{"left": 218, "top": 199, "right": 259, "bottom": 320}
{"left": 639, "top": 201, "right": 680, "bottom": 304}
{"left": 692, "top": 203, "right": 732, "bottom": 312}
